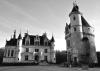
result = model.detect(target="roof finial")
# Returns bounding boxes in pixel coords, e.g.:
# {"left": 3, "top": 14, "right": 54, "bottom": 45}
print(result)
{"left": 52, "top": 33, "right": 53, "bottom": 37}
{"left": 27, "top": 29, "right": 28, "bottom": 34}
{"left": 20, "top": 29, "right": 22, "bottom": 35}
{"left": 73, "top": 0, "right": 77, "bottom": 6}
{"left": 51, "top": 33, "right": 55, "bottom": 42}
{"left": 13, "top": 30, "right": 16, "bottom": 39}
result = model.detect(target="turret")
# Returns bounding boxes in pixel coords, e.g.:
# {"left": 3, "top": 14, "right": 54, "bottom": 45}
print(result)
{"left": 68, "top": 2, "right": 83, "bottom": 63}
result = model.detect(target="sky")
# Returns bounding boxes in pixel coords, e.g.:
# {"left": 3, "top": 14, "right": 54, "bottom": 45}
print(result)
{"left": 0, "top": 0, "right": 100, "bottom": 51}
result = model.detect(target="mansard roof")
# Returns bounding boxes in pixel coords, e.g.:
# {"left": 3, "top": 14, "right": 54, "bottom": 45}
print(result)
{"left": 81, "top": 16, "right": 91, "bottom": 27}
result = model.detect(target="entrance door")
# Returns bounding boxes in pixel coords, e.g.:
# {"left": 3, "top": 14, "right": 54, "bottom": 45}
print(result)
{"left": 74, "top": 57, "right": 77, "bottom": 63}
{"left": 35, "top": 55, "right": 39, "bottom": 61}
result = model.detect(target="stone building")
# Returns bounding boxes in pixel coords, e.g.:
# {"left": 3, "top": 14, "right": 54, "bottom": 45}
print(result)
{"left": 3, "top": 30, "right": 55, "bottom": 63}
{"left": 65, "top": 3, "right": 97, "bottom": 65}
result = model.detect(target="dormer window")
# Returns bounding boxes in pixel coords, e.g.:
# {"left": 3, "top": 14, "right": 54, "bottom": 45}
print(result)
{"left": 25, "top": 36, "right": 30, "bottom": 45}
{"left": 34, "top": 35, "right": 40, "bottom": 46}
{"left": 45, "top": 41, "right": 48, "bottom": 46}
{"left": 44, "top": 38, "right": 48, "bottom": 46}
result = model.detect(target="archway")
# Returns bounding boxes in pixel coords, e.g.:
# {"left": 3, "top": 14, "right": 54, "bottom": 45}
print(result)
{"left": 35, "top": 55, "right": 39, "bottom": 62}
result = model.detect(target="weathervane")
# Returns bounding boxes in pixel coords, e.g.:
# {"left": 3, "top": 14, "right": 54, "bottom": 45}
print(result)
{"left": 73, "top": 0, "right": 77, "bottom": 6}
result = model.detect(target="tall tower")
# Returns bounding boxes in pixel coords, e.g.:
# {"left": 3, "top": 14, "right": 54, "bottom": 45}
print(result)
{"left": 69, "top": 2, "right": 83, "bottom": 64}
{"left": 65, "top": 2, "right": 98, "bottom": 66}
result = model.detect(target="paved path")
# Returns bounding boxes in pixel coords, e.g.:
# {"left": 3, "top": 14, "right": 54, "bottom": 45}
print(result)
{"left": 0, "top": 65, "right": 99, "bottom": 71}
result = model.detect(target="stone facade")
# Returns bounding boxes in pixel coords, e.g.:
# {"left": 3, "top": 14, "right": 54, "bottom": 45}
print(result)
{"left": 3, "top": 31, "right": 56, "bottom": 63}
{"left": 65, "top": 3, "right": 97, "bottom": 65}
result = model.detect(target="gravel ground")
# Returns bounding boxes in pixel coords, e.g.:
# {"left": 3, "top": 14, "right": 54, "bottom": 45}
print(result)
{"left": 0, "top": 65, "right": 100, "bottom": 71}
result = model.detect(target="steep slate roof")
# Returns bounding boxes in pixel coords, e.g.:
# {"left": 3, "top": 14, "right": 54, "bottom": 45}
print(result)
{"left": 50, "top": 36, "right": 55, "bottom": 42}
{"left": 22, "top": 33, "right": 52, "bottom": 46}
{"left": 69, "top": 2, "right": 82, "bottom": 16}
{"left": 6, "top": 38, "right": 17, "bottom": 46}
{"left": 81, "top": 16, "right": 91, "bottom": 27}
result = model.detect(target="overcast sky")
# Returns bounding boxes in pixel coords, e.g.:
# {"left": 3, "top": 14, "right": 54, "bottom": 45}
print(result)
{"left": 0, "top": 0, "right": 100, "bottom": 51}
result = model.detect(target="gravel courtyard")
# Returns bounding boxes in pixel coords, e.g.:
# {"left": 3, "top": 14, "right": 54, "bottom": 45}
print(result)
{"left": 0, "top": 65, "right": 100, "bottom": 71}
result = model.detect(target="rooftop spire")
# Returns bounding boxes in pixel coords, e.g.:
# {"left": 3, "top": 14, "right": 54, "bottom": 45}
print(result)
{"left": 51, "top": 34, "right": 55, "bottom": 42}
{"left": 18, "top": 31, "right": 22, "bottom": 39}
{"left": 13, "top": 30, "right": 16, "bottom": 39}
{"left": 27, "top": 29, "right": 28, "bottom": 34}
{"left": 69, "top": 1, "right": 82, "bottom": 16}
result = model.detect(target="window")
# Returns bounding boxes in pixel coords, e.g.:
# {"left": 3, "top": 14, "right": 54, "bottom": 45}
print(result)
{"left": 11, "top": 50, "right": 14, "bottom": 57}
{"left": 25, "top": 37, "right": 30, "bottom": 45}
{"left": 35, "top": 41, "right": 40, "bottom": 46}
{"left": 73, "top": 16, "right": 76, "bottom": 20}
{"left": 44, "top": 49, "right": 48, "bottom": 53}
{"left": 4, "top": 50, "right": 7, "bottom": 57}
{"left": 67, "top": 40, "right": 70, "bottom": 47}
{"left": 74, "top": 27, "right": 76, "bottom": 31}
{"left": 44, "top": 56, "right": 48, "bottom": 61}
{"left": 26, "top": 48, "right": 29, "bottom": 52}
{"left": 35, "top": 49, "right": 39, "bottom": 52}
{"left": 34, "top": 35, "right": 40, "bottom": 46}
{"left": 8, "top": 50, "right": 10, "bottom": 57}
{"left": 45, "top": 42, "right": 48, "bottom": 46}
{"left": 25, "top": 55, "right": 28, "bottom": 60}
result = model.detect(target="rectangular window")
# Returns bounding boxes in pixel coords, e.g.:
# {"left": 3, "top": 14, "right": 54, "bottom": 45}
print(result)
{"left": 74, "top": 27, "right": 76, "bottom": 31}
{"left": 67, "top": 40, "right": 70, "bottom": 47}
{"left": 25, "top": 38, "right": 30, "bottom": 45}
{"left": 26, "top": 48, "right": 29, "bottom": 52}
{"left": 11, "top": 50, "right": 14, "bottom": 57}
{"left": 45, "top": 42, "right": 48, "bottom": 46}
{"left": 8, "top": 50, "right": 10, "bottom": 57}
{"left": 25, "top": 55, "right": 28, "bottom": 61}
{"left": 35, "top": 49, "right": 39, "bottom": 52}
{"left": 4, "top": 50, "right": 7, "bottom": 57}
{"left": 44, "top": 49, "right": 48, "bottom": 53}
